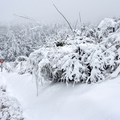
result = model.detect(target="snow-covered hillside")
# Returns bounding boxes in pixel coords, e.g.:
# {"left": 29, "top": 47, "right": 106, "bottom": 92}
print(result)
{"left": 0, "top": 71, "right": 120, "bottom": 120}
{"left": 0, "top": 17, "right": 120, "bottom": 120}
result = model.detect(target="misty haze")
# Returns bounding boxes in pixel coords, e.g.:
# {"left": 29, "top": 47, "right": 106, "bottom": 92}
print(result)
{"left": 0, "top": 0, "right": 120, "bottom": 24}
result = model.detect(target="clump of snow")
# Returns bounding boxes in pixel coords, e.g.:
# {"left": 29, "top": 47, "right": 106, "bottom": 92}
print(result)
{"left": 98, "top": 18, "right": 116, "bottom": 29}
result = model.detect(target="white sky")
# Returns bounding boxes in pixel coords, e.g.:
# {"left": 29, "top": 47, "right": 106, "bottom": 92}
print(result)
{"left": 0, "top": 0, "right": 120, "bottom": 25}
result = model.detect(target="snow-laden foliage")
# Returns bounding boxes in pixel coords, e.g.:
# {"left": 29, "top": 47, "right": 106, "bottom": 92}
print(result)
{"left": 4, "top": 56, "right": 28, "bottom": 74}
{"left": 14, "top": 56, "right": 28, "bottom": 74}
{"left": 5, "top": 18, "right": 120, "bottom": 87}
{"left": 4, "top": 62, "right": 14, "bottom": 73}
{"left": 0, "top": 24, "right": 34, "bottom": 61}
{"left": 0, "top": 85, "right": 24, "bottom": 120}
{"left": 0, "top": 23, "right": 70, "bottom": 62}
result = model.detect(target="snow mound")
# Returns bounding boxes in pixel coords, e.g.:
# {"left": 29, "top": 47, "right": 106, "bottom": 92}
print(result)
{"left": 1, "top": 71, "right": 120, "bottom": 120}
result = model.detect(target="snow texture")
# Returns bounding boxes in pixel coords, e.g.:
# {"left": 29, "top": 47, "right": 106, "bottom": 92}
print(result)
{"left": 0, "top": 71, "right": 120, "bottom": 120}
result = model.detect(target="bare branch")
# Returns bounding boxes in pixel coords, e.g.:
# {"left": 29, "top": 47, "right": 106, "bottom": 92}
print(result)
{"left": 13, "top": 14, "right": 48, "bottom": 42}
{"left": 53, "top": 4, "right": 73, "bottom": 32}
{"left": 74, "top": 19, "right": 78, "bottom": 30}
{"left": 13, "top": 14, "right": 40, "bottom": 26}
{"left": 79, "top": 12, "right": 82, "bottom": 28}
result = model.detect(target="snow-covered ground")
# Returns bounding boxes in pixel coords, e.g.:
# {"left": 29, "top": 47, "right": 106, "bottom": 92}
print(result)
{"left": 0, "top": 71, "right": 120, "bottom": 120}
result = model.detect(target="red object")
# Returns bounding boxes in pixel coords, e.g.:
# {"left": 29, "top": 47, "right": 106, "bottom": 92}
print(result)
{"left": 0, "top": 59, "right": 4, "bottom": 63}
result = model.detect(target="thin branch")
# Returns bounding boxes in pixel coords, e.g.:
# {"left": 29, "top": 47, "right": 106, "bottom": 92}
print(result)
{"left": 53, "top": 4, "right": 74, "bottom": 33}
{"left": 74, "top": 19, "right": 78, "bottom": 30}
{"left": 13, "top": 14, "right": 38, "bottom": 24}
{"left": 13, "top": 14, "right": 48, "bottom": 42}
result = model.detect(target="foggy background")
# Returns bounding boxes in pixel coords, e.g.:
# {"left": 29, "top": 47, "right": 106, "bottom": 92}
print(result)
{"left": 0, "top": 0, "right": 120, "bottom": 25}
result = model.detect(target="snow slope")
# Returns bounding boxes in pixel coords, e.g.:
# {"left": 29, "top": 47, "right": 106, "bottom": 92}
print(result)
{"left": 0, "top": 71, "right": 120, "bottom": 120}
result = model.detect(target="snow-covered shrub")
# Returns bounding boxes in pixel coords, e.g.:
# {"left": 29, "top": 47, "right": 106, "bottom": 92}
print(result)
{"left": 52, "top": 43, "right": 119, "bottom": 84}
{"left": 18, "top": 19, "right": 120, "bottom": 86}
{"left": 88, "top": 46, "right": 118, "bottom": 82}
{"left": 27, "top": 48, "right": 45, "bottom": 75}
{"left": 29, "top": 46, "right": 71, "bottom": 83}
{"left": 0, "top": 85, "right": 24, "bottom": 120}
{"left": 53, "top": 47, "right": 91, "bottom": 84}
{"left": 4, "top": 56, "right": 28, "bottom": 74}
{"left": 4, "top": 62, "right": 14, "bottom": 73}
{"left": 38, "top": 58, "right": 53, "bottom": 81}
{"left": 16, "top": 56, "right": 28, "bottom": 62}
{"left": 49, "top": 42, "right": 119, "bottom": 84}
{"left": 12, "top": 56, "right": 28, "bottom": 74}
{"left": 97, "top": 18, "right": 116, "bottom": 40}
{"left": 10, "top": 17, "right": 120, "bottom": 88}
